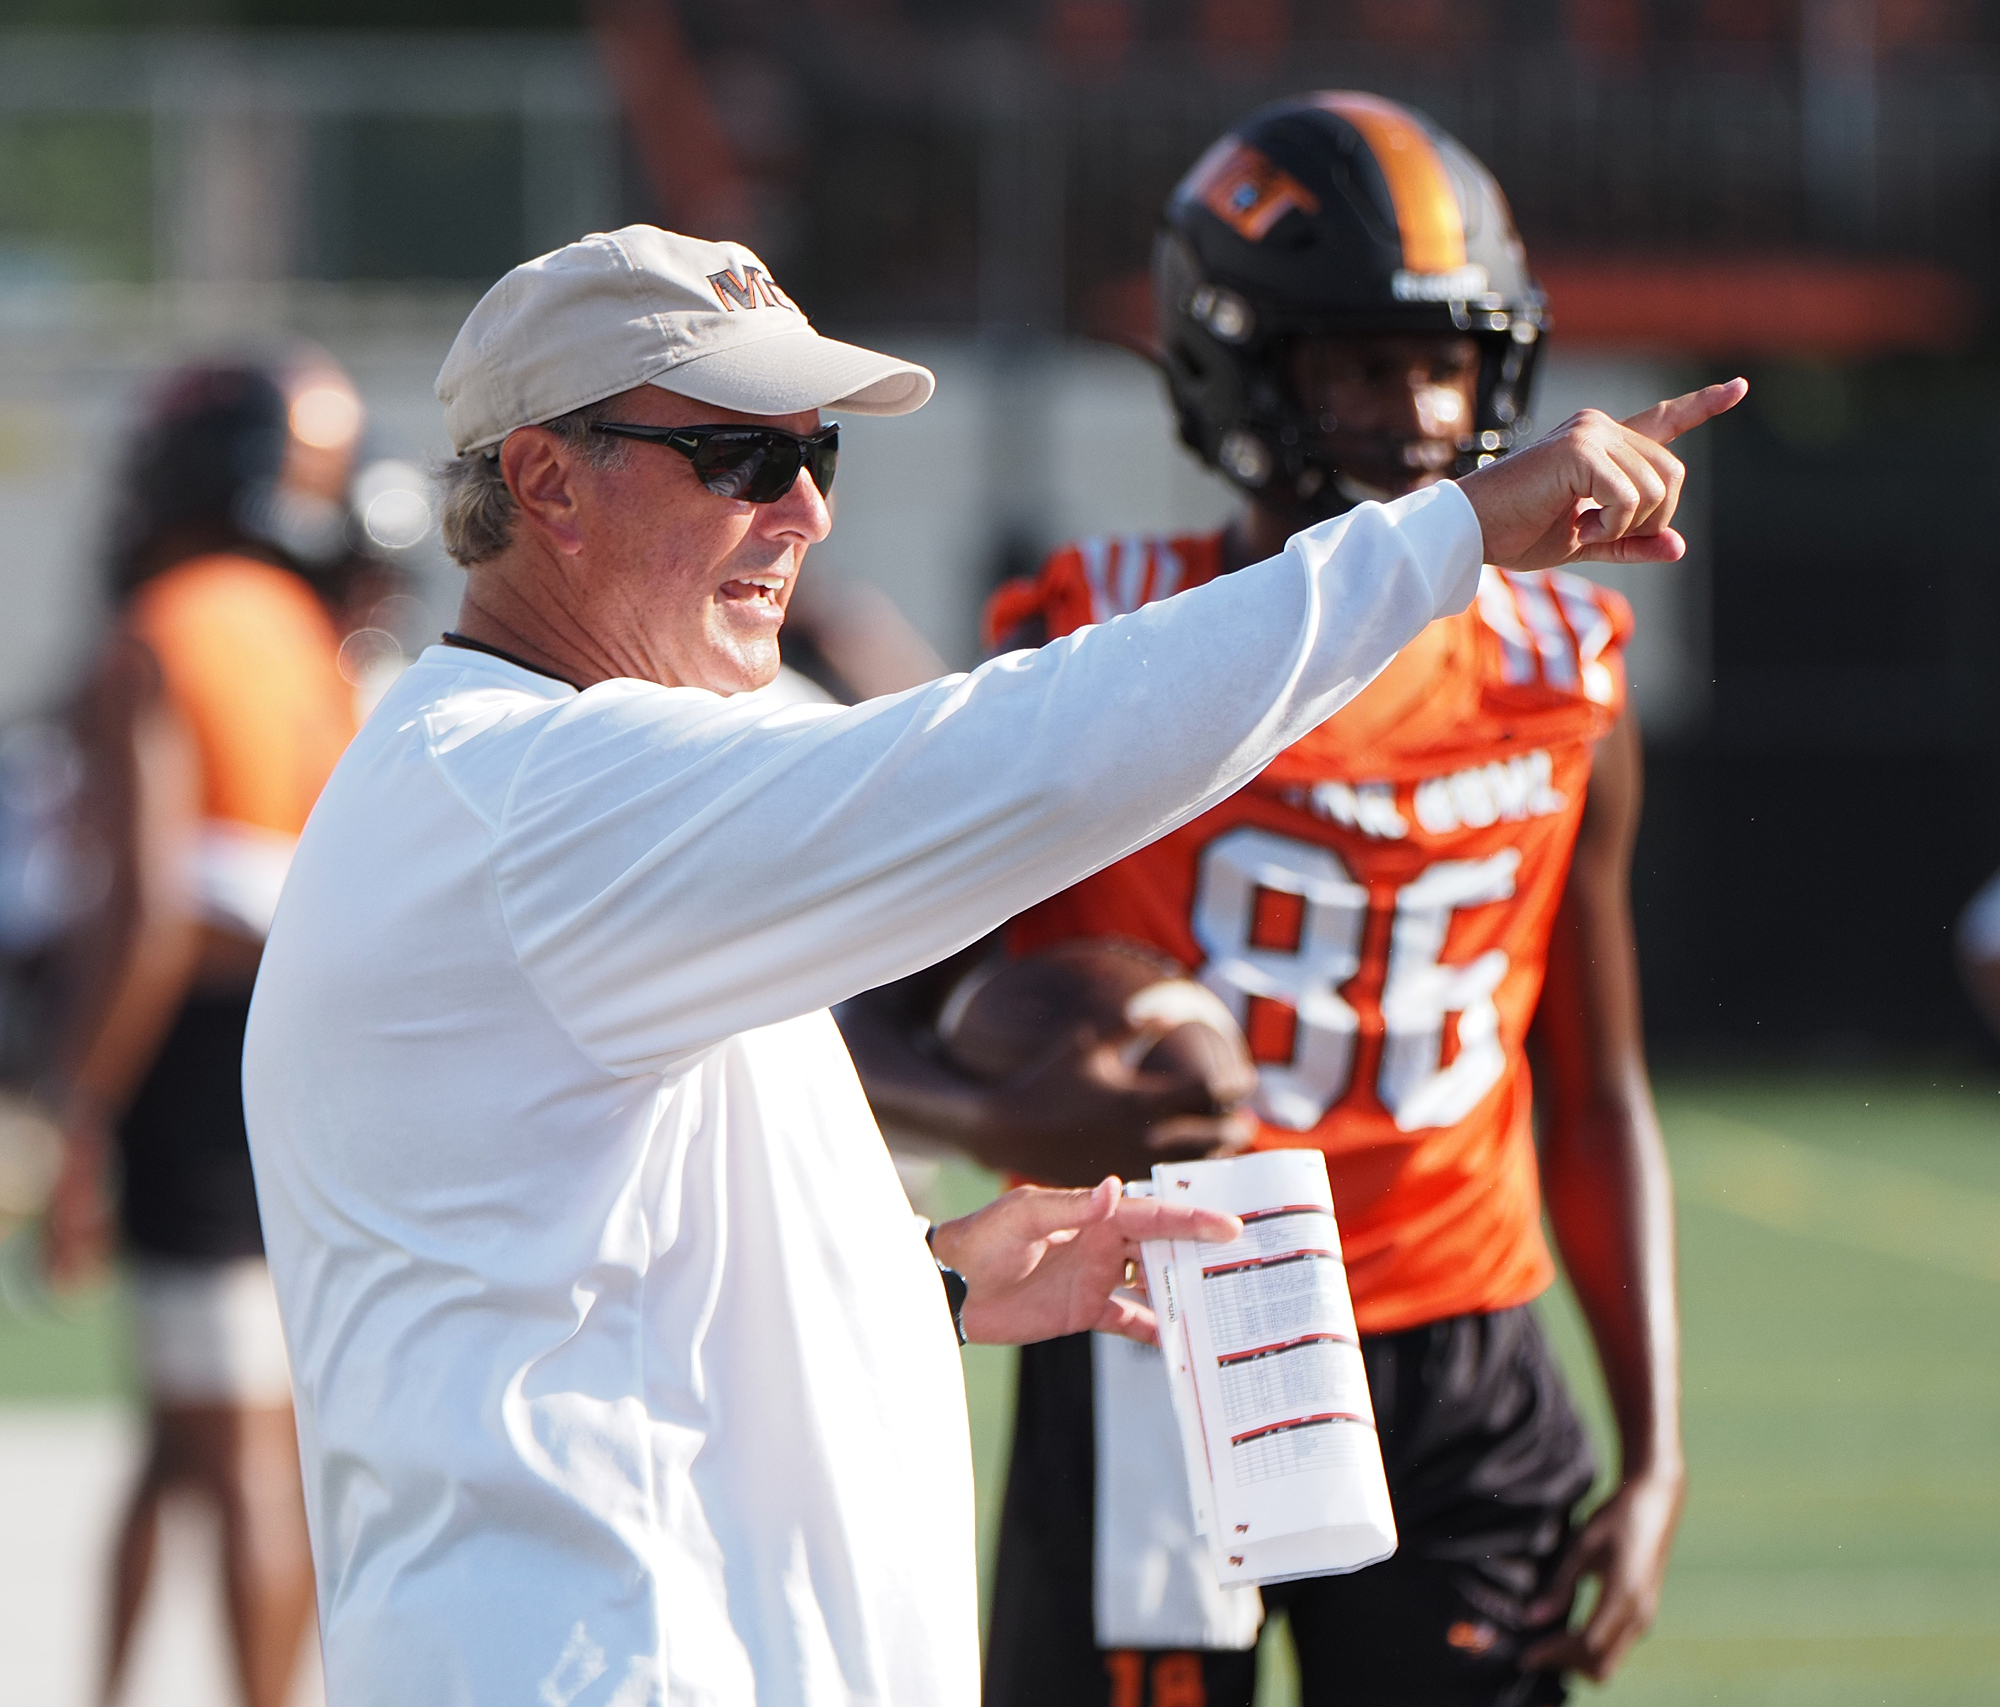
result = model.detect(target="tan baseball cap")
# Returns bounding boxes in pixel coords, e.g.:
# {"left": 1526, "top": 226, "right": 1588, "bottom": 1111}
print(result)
{"left": 436, "top": 226, "right": 935, "bottom": 457}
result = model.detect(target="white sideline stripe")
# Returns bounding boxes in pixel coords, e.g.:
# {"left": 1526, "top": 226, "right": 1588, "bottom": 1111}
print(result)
{"left": 1671, "top": 1113, "right": 2000, "bottom": 1286}
{"left": 1658, "top": 1568, "right": 2000, "bottom": 1639}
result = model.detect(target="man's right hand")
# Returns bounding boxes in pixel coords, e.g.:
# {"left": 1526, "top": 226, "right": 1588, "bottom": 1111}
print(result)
{"left": 969, "top": 1023, "right": 1257, "bottom": 1187}
{"left": 1459, "top": 379, "right": 1747, "bottom": 571}
{"left": 931, "top": 1176, "right": 1242, "bottom": 1346}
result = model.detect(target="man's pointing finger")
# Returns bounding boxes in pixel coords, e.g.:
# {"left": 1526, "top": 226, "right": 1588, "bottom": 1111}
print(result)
{"left": 1620, "top": 377, "right": 1748, "bottom": 446}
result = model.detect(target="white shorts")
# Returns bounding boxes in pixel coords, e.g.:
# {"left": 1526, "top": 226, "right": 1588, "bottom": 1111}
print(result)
{"left": 130, "top": 1256, "right": 294, "bottom": 1406}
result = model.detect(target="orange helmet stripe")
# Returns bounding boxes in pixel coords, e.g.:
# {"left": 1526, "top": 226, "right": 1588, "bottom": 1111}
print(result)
{"left": 1313, "top": 92, "right": 1467, "bottom": 275}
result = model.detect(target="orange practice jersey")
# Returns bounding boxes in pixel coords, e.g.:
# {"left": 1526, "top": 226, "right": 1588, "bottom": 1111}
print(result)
{"left": 989, "top": 530, "right": 1633, "bottom": 1335}
{"left": 126, "top": 553, "right": 357, "bottom": 838}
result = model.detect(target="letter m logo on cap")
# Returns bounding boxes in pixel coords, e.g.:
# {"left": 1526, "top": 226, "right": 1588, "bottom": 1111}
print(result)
{"left": 707, "top": 266, "right": 798, "bottom": 313}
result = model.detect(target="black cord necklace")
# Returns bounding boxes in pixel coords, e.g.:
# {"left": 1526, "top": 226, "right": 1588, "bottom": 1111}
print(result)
{"left": 438, "top": 631, "right": 585, "bottom": 691}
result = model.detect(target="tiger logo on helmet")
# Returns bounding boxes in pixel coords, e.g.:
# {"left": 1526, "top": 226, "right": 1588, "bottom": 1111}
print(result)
{"left": 1157, "top": 92, "right": 1546, "bottom": 519}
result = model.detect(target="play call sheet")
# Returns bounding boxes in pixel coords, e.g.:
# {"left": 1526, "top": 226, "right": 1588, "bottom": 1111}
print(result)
{"left": 1140, "top": 1148, "right": 1397, "bottom": 1587}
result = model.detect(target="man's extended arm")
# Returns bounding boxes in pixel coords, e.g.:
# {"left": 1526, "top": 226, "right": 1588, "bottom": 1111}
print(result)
{"left": 511, "top": 486, "right": 1483, "bottom": 1068}
{"left": 1521, "top": 706, "right": 1684, "bottom": 1683}
{"left": 509, "top": 387, "right": 1745, "bottom": 1071}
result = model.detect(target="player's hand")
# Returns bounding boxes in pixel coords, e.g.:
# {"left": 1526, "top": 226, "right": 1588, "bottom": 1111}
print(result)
{"left": 930, "top": 1176, "right": 1240, "bottom": 1346}
{"left": 970, "top": 1023, "right": 1257, "bottom": 1187}
{"left": 1458, "top": 379, "right": 1747, "bottom": 571}
{"left": 41, "top": 1119, "right": 115, "bottom": 1291}
{"left": 1520, "top": 1464, "right": 1686, "bottom": 1682}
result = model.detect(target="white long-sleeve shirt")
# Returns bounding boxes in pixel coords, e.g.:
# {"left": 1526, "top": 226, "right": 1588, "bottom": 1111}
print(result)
{"left": 242, "top": 483, "right": 1482, "bottom": 1707}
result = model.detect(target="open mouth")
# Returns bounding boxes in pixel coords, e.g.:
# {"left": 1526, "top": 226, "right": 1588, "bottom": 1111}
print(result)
{"left": 719, "top": 573, "right": 788, "bottom": 608}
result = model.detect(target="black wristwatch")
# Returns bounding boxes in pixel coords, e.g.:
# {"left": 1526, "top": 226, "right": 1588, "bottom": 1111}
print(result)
{"left": 925, "top": 1225, "right": 969, "bottom": 1346}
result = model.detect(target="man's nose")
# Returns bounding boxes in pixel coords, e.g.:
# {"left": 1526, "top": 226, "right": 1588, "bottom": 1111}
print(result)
{"left": 764, "top": 466, "right": 833, "bottom": 545}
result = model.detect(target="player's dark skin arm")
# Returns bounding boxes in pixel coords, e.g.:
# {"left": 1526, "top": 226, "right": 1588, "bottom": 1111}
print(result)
{"left": 41, "top": 641, "right": 206, "bottom": 1285}
{"left": 838, "top": 936, "right": 1254, "bottom": 1184}
{"left": 1521, "top": 704, "right": 1685, "bottom": 1683}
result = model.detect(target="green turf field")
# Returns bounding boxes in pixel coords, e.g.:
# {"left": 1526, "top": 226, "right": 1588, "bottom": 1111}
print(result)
{"left": 940, "top": 1070, "right": 2000, "bottom": 1706}
{"left": 4, "top": 1070, "right": 1996, "bottom": 1701}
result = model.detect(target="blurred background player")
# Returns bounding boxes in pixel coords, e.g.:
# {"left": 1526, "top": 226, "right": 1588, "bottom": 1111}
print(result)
{"left": 38, "top": 354, "right": 384, "bottom": 1707}
{"left": 843, "top": 95, "right": 1682, "bottom": 1706}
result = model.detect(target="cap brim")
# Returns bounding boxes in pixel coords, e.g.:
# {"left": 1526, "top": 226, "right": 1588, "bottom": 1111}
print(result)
{"left": 647, "top": 328, "right": 934, "bottom": 418}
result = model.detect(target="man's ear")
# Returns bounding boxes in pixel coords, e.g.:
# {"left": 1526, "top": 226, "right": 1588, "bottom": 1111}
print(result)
{"left": 499, "top": 428, "right": 587, "bottom": 558}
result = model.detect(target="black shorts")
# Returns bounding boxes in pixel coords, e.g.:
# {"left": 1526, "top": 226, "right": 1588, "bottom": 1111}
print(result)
{"left": 116, "top": 993, "right": 266, "bottom": 1262}
{"left": 985, "top": 1305, "right": 1596, "bottom": 1707}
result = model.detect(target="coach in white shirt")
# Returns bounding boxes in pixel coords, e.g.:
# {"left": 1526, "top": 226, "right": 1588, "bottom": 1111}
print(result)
{"left": 243, "top": 225, "right": 1737, "bottom": 1707}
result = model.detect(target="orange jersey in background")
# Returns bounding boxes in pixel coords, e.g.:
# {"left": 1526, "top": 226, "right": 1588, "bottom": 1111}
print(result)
{"left": 126, "top": 553, "right": 359, "bottom": 940}
{"left": 991, "top": 530, "right": 1632, "bottom": 1335}
{"left": 126, "top": 553, "right": 356, "bottom": 838}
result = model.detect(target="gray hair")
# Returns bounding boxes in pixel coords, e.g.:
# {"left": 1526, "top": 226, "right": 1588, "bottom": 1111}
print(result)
{"left": 434, "top": 400, "right": 630, "bottom": 567}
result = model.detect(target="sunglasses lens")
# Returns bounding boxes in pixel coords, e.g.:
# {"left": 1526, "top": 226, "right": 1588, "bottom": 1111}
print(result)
{"left": 806, "top": 437, "right": 837, "bottom": 499}
{"left": 691, "top": 434, "right": 794, "bottom": 503}
{"left": 683, "top": 427, "right": 837, "bottom": 503}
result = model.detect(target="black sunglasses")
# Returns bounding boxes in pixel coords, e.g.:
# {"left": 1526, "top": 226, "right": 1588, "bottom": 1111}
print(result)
{"left": 589, "top": 421, "right": 838, "bottom": 504}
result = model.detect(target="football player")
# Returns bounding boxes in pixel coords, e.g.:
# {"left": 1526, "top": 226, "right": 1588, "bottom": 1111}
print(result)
{"left": 841, "top": 94, "right": 1683, "bottom": 1706}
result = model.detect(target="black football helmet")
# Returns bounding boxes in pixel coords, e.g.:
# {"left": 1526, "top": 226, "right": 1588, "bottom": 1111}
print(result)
{"left": 105, "top": 358, "right": 371, "bottom": 600}
{"left": 1157, "top": 92, "right": 1546, "bottom": 519}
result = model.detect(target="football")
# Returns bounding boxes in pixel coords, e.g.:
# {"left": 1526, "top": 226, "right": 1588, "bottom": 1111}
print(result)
{"left": 936, "top": 938, "right": 1256, "bottom": 1106}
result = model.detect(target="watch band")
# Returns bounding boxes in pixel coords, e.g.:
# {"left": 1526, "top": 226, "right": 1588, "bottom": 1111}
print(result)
{"left": 925, "top": 1225, "right": 970, "bottom": 1346}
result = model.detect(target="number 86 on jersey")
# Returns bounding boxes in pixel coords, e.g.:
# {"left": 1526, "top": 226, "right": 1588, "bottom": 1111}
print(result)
{"left": 1192, "top": 825, "right": 1523, "bottom": 1135}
